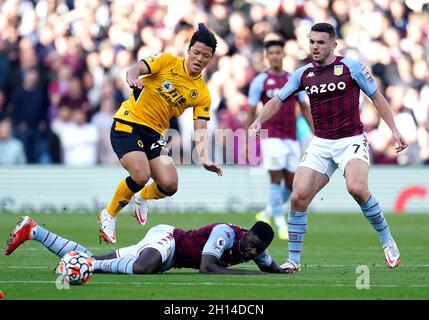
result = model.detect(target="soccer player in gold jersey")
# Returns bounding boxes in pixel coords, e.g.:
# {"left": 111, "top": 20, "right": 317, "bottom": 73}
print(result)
{"left": 99, "top": 24, "right": 222, "bottom": 244}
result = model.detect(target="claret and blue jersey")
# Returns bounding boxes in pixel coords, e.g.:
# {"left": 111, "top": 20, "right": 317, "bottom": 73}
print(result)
{"left": 277, "top": 56, "right": 378, "bottom": 140}
{"left": 248, "top": 70, "right": 304, "bottom": 140}
{"left": 172, "top": 223, "right": 273, "bottom": 270}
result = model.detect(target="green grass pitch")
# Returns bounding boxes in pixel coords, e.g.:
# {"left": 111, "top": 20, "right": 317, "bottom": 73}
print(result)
{"left": 0, "top": 212, "right": 428, "bottom": 300}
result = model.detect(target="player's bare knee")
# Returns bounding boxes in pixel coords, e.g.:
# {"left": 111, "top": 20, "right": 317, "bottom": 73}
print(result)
{"left": 132, "top": 261, "right": 159, "bottom": 274}
{"left": 291, "top": 190, "right": 310, "bottom": 210}
{"left": 132, "top": 248, "right": 162, "bottom": 274}
{"left": 347, "top": 184, "right": 368, "bottom": 203}
{"left": 130, "top": 170, "right": 150, "bottom": 186}
{"left": 159, "top": 181, "right": 178, "bottom": 195}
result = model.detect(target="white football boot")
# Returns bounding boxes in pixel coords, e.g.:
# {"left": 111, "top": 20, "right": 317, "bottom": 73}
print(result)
{"left": 132, "top": 193, "right": 149, "bottom": 226}
{"left": 98, "top": 209, "right": 117, "bottom": 244}
{"left": 383, "top": 240, "right": 401, "bottom": 268}
{"left": 280, "top": 260, "right": 301, "bottom": 273}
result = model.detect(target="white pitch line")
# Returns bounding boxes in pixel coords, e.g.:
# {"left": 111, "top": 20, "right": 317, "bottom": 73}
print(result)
{"left": 12, "top": 247, "right": 112, "bottom": 251}
{"left": 303, "top": 264, "right": 429, "bottom": 267}
{"left": 7, "top": 264, "right": 429, "bottom": 269}
{"left": 0, "top": 280, "right": 428, "bottom": 288}
{"left": 8, "top": 266, "right": 49, "bottom": 269}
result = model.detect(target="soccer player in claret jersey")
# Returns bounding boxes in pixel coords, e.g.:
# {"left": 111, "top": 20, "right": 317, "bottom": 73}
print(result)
{"left": 5, "top": 216, "right": 287, "bottom": 275}
{"left": 244, "top": 33, "right": 313, "bottom": 240}
{"left": 99, "top": 23, "right": 223, "bottom": 244}
{"left": 249, "top": 23, "right": 408, "bottom": 272}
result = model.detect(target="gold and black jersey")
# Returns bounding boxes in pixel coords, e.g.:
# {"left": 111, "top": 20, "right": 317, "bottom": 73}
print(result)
{"left": 114, "top": 52, "right": 211, "bottom": 134}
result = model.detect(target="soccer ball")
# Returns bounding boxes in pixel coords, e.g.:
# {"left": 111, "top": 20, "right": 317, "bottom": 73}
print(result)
{"left": 57, "top": 251, "right": 94, "bottom": 285}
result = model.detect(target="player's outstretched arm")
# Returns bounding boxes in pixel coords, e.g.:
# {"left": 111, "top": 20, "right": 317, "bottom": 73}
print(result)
{"left": 253, "top": 250, "right": 287, "bottom": 274}
{"left": 194, "top": 119, "right": 223, "bottom": 176}
{"left": 242, "top": 105, "right": 258, "bottom": 157}
{"left": 298, "top": 99, "right": 314, "bottom": 133}
{"left": 370, "top": 90, "right": 408, "bottom": 153}
{"left": 125, "top": 60, "right": 150, "bottom": 89}
{"left": 199, "top": 255, "right": 267, "bottom": 275}
{"left": 248, "top": 96, "right": 283, "bottom": 140}
{"left": 257, "top": 260, "right": 285, "bottom": 274}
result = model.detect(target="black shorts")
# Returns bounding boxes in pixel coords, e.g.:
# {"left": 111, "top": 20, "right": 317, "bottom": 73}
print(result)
{"left": 110, "top": 119, "right": 171, "bottom": 160}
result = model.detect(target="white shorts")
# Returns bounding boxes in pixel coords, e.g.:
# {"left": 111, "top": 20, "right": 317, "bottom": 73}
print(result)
{"left": 116, "top": 224, "right": 176, "bottom": 272}
{"left": 299, "top": 133, "right": 371, "bottom": 178}
{"left": 261, "top": 138, "right": 301, "bottom": 172}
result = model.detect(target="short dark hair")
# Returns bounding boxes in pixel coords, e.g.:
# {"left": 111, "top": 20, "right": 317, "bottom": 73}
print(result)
{"left": 263, "top": 39, "right": 285, "bottom": 50}
{"left": 188, "top": 23, "right": 217, "bottom": 54}
{"left": 263, "top": 33, "right": 285, "bottom": 50}
{"left": 311, "top": 22, "right": 336, "bottom": 39}
{"left": 250, "top": 221, "right": 274, "bottom": 245}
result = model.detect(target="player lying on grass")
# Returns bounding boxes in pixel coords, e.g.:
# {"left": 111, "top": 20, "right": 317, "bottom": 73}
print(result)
{"left": 5, "top": 216, "right": 289, "bottom": 275}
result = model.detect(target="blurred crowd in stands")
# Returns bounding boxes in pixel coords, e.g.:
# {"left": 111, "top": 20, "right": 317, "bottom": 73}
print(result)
{"left": 0, "top": 0, "right": 428, "bottom": 166}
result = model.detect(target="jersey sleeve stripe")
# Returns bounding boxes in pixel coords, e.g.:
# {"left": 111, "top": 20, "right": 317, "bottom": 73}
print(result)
{"left": 182, "top": 59, "right": 186, "bottom": 73}
{"left": 277, "top": 63, "right": 311, "bottom": 102}
{"left": 140, "top": 59, "right": 151, "bottom": 74}
{"left": 201, "top": 251, "right": 222, "bottom": 259}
